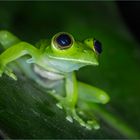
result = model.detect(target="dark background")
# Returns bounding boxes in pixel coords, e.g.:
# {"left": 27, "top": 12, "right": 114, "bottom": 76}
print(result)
{"left": 117, "top": 2, "right": 140, "bottom": 45}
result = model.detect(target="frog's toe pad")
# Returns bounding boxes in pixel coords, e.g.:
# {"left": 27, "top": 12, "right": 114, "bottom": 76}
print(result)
{"left": 66, "top": 115, "right": 73, "bottom": 123}
{"left": 56, "top": 102, "right": 63, "bottom": 109}
{"left": 87, "top": 120, "right": 100, "bottom": 130}
{"left": 5, "top": 68, "right": 17, "bottom": 80}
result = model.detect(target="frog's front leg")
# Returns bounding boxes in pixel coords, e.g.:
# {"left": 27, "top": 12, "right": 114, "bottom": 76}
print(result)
{"left": 0, "top": 41, "right": 39, "bottom": 80}
{"left": 54, "top": 72, "right": 97, "bottom": 130}
{"left": 0, "top": 30, "right": 20, "bottom": 49}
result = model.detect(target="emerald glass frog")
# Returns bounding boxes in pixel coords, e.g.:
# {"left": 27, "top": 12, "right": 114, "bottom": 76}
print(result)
{"left": 0, "top": 31, "right": 109, "bottom": 130}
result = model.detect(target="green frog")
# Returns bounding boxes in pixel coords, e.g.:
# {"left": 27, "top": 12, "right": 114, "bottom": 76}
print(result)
{"left": 0, "top": 31, "right": 109, "bottom": 130}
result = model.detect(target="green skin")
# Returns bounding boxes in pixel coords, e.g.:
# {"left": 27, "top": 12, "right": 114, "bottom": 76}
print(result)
{"left": 0, "top": 31, "right": 110, "bottom": 130}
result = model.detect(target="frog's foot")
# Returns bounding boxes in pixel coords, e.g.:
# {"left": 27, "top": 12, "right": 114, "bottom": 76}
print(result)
{"left": 0, "top": 64, "right": 17, "bottom": 80}
{"left": 77, "top": 109, "right": 100, "bottom": 130}
{"left": 56, "top": 99, "right": 100, "bottom": 130}
{"left": 70, "top": 109, "right": 100, "bottom": 130}
{"left": 49, "top": 91, "right": 100, "bottom": 130}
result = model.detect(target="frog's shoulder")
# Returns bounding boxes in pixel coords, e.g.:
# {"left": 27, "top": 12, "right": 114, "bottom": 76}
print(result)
{"left": 35, "top": 39, "right": 50, "bottom": 51}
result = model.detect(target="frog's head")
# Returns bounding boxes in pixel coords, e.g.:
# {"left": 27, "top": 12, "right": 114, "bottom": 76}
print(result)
{"left": 46, "top": 32, "right": 102, "bottom": 73}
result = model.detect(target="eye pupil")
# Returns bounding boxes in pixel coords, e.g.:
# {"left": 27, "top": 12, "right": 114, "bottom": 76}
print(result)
{"left": 56, "top": 34, "right": 71, "bottom": 47}
{"left": 94, "top": 39, "right": 102, "bottom": 54}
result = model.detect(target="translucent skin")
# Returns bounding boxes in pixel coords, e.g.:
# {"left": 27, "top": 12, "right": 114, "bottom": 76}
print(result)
{"left": 0, "top": 31, "right": 109, "bottom": 130}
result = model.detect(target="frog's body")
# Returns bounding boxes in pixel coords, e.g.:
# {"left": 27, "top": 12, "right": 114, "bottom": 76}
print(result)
{"left": 0, "top": 31, "right": 109, "bottom": 130}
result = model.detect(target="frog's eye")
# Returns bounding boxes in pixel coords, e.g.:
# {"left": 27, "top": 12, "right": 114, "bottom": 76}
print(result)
{"left": 93, "top": 39, "right": 102, "bottom": 54}
{"left": 53, "top": 33, "right": 74, "bottom": 50}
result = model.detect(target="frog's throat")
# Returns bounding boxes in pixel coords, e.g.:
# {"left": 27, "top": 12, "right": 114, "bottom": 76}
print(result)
{"left": 33, "top": 64, "right": 64, "bottom": 81}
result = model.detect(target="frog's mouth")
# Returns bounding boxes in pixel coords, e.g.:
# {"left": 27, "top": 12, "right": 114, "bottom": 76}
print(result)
{"left": 47, "top": 56, "right": 99, "bottom": 73}
{"left": 48, "top": 53, "right": 99, "bottom": 65}
{"left": 52, "top": 57, "right": 98, "bottom": 65}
